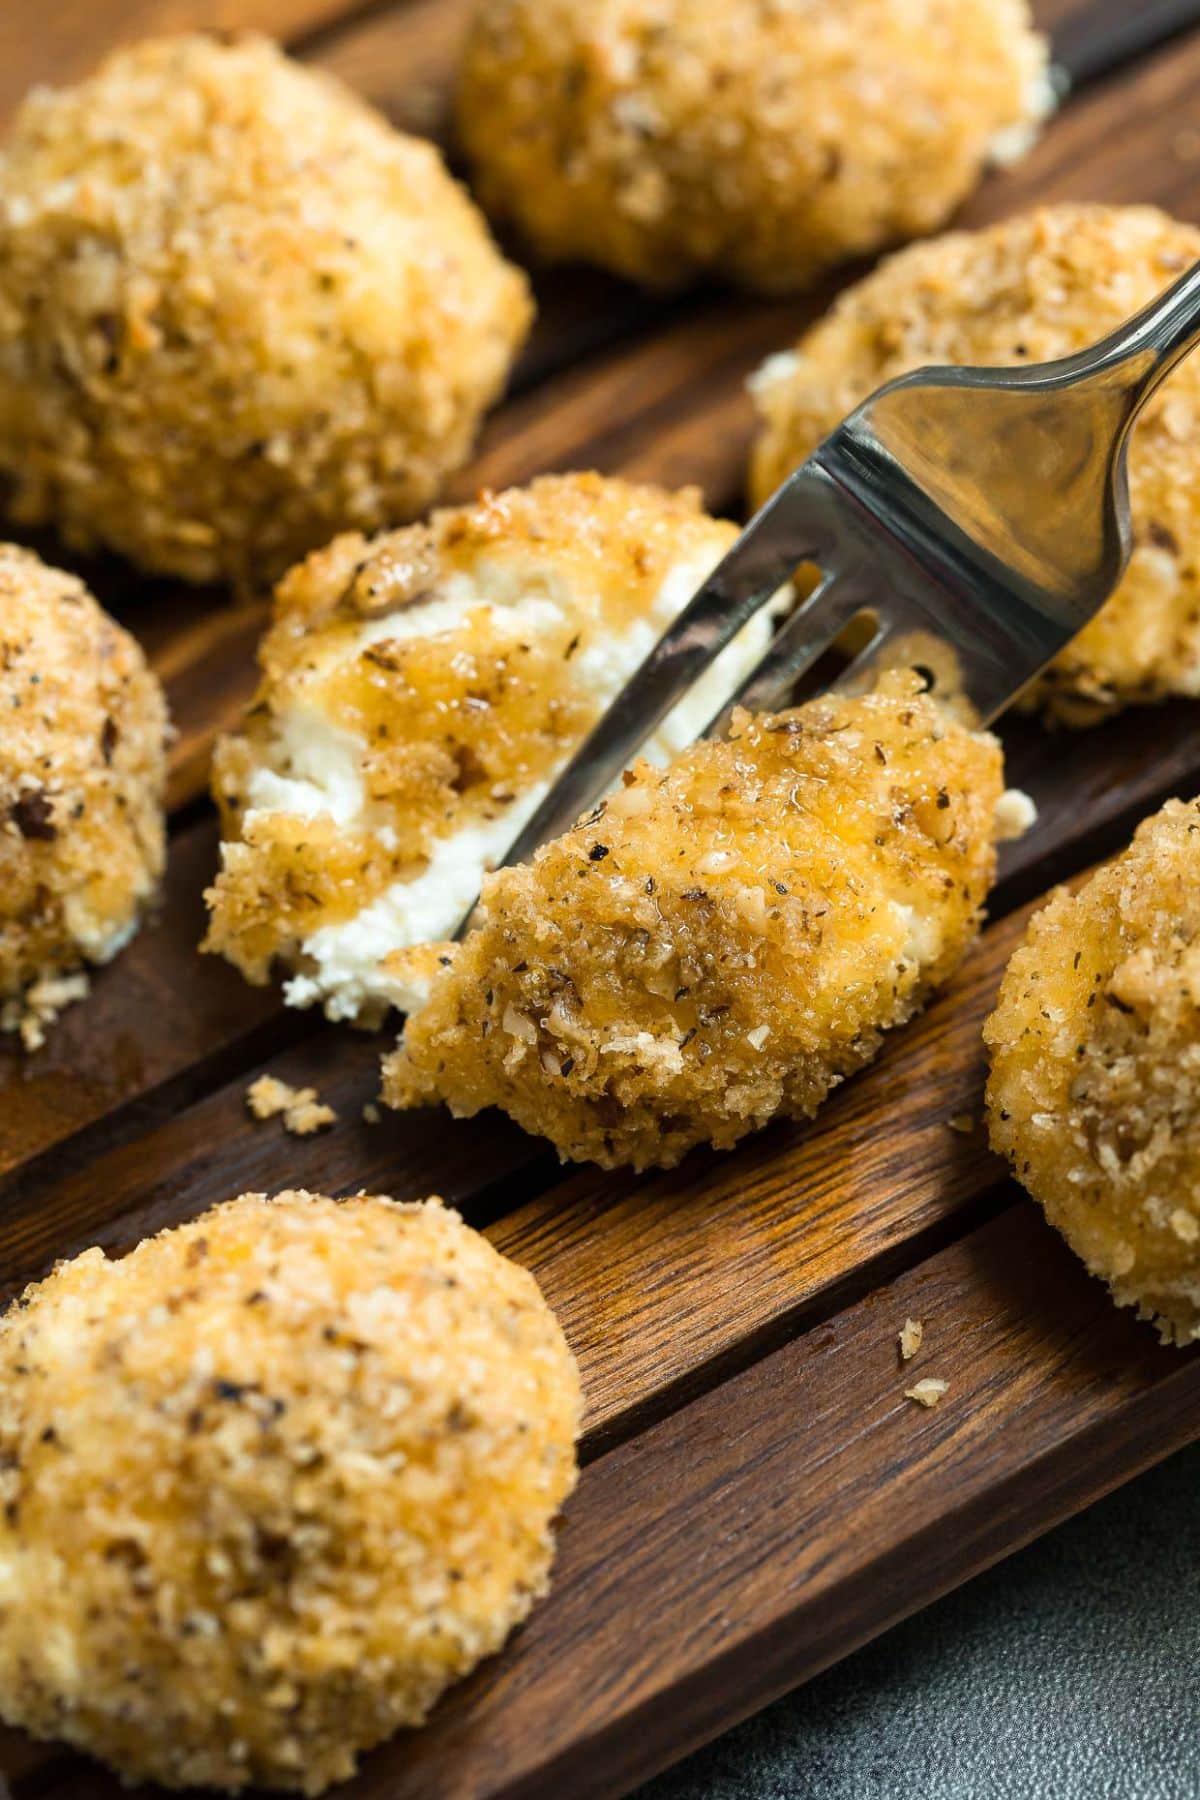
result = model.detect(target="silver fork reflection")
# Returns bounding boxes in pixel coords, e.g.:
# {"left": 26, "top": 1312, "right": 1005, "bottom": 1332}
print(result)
{"left": 488, "top": 259, "right": 1200, "bottom": 889}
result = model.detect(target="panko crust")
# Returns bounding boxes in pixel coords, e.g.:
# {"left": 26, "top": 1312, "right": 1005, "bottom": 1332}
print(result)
{"left": 456, "top": 0, "right": 1050, "bottom": 294}
{"left": 751, "top": 205, "right": 1200, "bottom": 722}
{"left": 0, "top": 33, "right": 532, "bottom": 588}
{"left": 0, "top": 1191, "right": 580, "bottom": 1794}
{"left": 384, "top": 675, "right": 1010, "bottom": 1170}
{"left": 204, "top": 474, "right": 752, "bottom": 1020}
{"left": 0, "top": 543, "right": 166, "bottom": 1016}
{"left": 985, "top": 800, "right": 1200, "bottom": 1347}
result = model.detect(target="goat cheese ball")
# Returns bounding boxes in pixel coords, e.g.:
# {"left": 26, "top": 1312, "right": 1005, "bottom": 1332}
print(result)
{"left": 384, "top": 674, "right": 1021, "bottom": 1171}
{"left": 455, "top": 0, "right": 1052, "bottom": 294}
{"left": 985, "top": 800, "right": 1200, "bottom": 1347}
{"left": 0, "top": 1190, "right": 580, "bottom": 1794}
{"left": 0, "top": 34, "right": 532, "bottom": 589}
{"left": 750, "top": 205, "right": 1200, "bottom": 723}
{"left": 0, "top": 544, "right": 167, "bottom": 1047}
{"left": 204, "top": 473, "right": 784, "bottom": 1024}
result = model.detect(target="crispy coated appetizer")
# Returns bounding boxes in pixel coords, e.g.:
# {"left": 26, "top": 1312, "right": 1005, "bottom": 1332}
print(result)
{"left": 0, "top": 34, "right": 531, "bottom": 588}
{"left": 0, "top": 1191, "right": 580, "bottom": 1793}
{"left": 456, "top": 0, "right": 1051, "bottom": 294}
{"left": 751, "top": 205, "right": 1200, "bottom": 723}
{"left": 986, "top": 799, "right": 1200, "bottom": 1347}
{"left": 384, "top": 674, "right": 1025, "bottom": 1171}
{"left": 204, "top": 474, "right": 782, "bottom": 1024}
{"left": 0, "top": 544, "right": 167, "bottom": 1047}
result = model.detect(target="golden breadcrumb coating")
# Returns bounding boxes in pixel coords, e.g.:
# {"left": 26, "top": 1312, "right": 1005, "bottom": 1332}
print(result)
{"left": 456, "top": 0, "right": 1050, "bottom": 294}
{"left": 0, "top": 1191, "right": 580, "bottom": 1794}
{"left": 0, "top": 34, "right": 532, "bottom": 589}
{"left": 0, "top": 544, "right": 166, "bottom": 1041}
{"left": 204, "top": 473, "right": 780, "bottom": 1024}
{"left": 384, "top": 675, "right": 1014, "bottom": 1170}
{"left": 751, "top": 205, "right": 1200, "bottom": 723}
{"left": 985, "top": 799, "right": 1200, "bottom": 1347}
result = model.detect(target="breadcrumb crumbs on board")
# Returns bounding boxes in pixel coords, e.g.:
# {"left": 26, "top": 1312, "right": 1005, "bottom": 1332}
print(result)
{"left": 245, "top": 1074, "right": 336, "bottom": 1136}
{"left": 1, "top": 970, "right": 90, "bottom": 1050}
{"left": 905, "top": 1378, "right": 949, "bottom": 1407}
{"left": 898, "top": 1318, "right": 924, "bottom": 1361}
{"left": 948, "top": 1113, "right": 976, "bottom": 1135}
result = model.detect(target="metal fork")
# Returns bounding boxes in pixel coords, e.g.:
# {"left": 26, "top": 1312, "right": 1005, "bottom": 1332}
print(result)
{"left": 495, "top": 259, "right": 1200, "bottom": 876}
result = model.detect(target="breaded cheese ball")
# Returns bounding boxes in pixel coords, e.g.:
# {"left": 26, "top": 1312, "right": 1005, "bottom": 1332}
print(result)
{"left": 751, "top": 205, "right": 1200, "bottom": 723}
{"left": 204, "top": 473, "right": 783, "bottom": 1024}
{"left": 0, "top": 1190, "right": 580, "bottom": 1793}
{"left": 986, "top": 800, "right": 1200, "bottom": 1347}
{"left": 456, "top": 0, "right": 1051, "bottom": 294}
{"left": 0, "top": 544, "right": 167, "bottom": 1047}
{"left": 384, "top": 674, "right": 1021, "bottom": 1170}
{"left": 0, "top": 34, "right": 532, "bottom": 589}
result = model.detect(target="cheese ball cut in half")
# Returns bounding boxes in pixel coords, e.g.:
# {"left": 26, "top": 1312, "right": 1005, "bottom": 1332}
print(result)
{"left": 986, "top": 800, "right": 1200, "bottom": 1347}
{"left": 204, "top": 474, "right": 785, "bottom": 1024}
{"left": 0, "top": 34, "right": 532, "bottom": 588}
{"left": 0, "top": 1191, "right": 580, "bottom": 1794}
{"left": 456, "top": 0, "right": 1052, "bottom": 294}
{"left": 384, "top": 674, "right": 1026, "bottom": 1171}
{"left": 0, "top": 545, "right": 167, "bottom": 1048}
{"left": 751, "top": 205, "right": 1200, "bottom": 723}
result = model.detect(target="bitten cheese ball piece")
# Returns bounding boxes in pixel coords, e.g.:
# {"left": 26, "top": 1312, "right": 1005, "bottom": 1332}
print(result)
{"left": 751, "top": 206, "right": 1200, "bottom": 723}
{"left": 204, "top": 474, "right": 783, "bottom": 1023}
{"left": 384, "top": 675, "right": 1019, "bottom": 1170}
{"left": 456, "top": 0, "right": 1051, "bottom": 294}
{"left": 986, "top": 800, "right": 1200, "bottom": 1347}
{"left": 0, "top": 1191, "right": 580, "bottom": 1793}
{"left": 0, "top": 35, "right": 532, "bottom": 588}
{"left": 0, "top": 545, "right": 166, "bottom": 1046}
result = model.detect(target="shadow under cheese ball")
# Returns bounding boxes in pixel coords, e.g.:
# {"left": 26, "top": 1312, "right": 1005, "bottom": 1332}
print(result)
{"left": 204, "top": 473, "right": 782, "bottom": 1025}
{"left": 456, "top": 0, "right": 1051, "bottom": 295}
{"left": 986, "top": 799, "right": 1200, "bottom": 1348}
{"left": 0, "top": 1191, "right": 581, "bottom": 1794}
{"left": 750, "top": 205, "right": 1200, "bottom": 724}
{"left": 0, "top": 33, "right": 532, "bottom": 590}
{"left": 0, "top": 543, "right": 167, "bottom": 1047}
{"left": 384, "top": 673, "right": 1030, "bottom": 1172}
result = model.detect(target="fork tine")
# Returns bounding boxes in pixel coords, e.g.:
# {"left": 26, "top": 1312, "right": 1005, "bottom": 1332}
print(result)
{"left": 494, "top": 466, "right": 840, "bottom": 871}
{"left": 701, "top": 566, "right": 882, "bottom": 737}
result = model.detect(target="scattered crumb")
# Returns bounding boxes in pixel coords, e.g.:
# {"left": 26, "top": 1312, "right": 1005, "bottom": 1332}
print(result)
{"left": 992, "top": 788, "right": 1038, "bottom": 843}
{"left": 246, "top": 1073, "right": 337, "bottom": 1136}
{"left": 948, "top": 1113, "right": 976, "bottom": 1135}
{"left": 905, "top": 1377, "right": 949, "bottom": 1408}
{"left": 362, "top": 1101, "right": 382, "bottom": 1126}
{"left": 898, "top": 1318, "right": 924, "bottom": 1362}
{"left": 1, "top": 970, "right": 90, "bottom": 1051}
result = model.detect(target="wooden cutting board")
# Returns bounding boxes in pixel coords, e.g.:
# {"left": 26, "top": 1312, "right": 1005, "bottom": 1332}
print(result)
{"left": 3, "top": 3, "right": 1200, "bottom": 1796}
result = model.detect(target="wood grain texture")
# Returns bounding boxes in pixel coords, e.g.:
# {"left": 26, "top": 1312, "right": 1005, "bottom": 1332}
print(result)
{"left": 23, "top": 1203, "right": 1200, "bottom": 1800}
{"left": 4, "top": 6, "right": 1200, "bottom": 1800}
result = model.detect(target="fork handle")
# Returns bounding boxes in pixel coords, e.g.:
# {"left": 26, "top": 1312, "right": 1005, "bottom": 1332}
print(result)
{"left": 1077, "top": 258, "right": 1200, "bottom": 419}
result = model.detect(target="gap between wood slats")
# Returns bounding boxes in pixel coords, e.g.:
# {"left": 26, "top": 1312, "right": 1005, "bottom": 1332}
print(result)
{"left": 5, "top": 8, "right": 1200, "bottom": 1199}
{"left": 20, "top": 1203, "right": 1200, "bottom": 1800}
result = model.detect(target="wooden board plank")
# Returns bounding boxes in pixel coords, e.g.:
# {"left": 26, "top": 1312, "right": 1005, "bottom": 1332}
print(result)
{"left": 23, "top": 1203, "right": 1200, "bottom": 1800}
{"left": 12, "top": 10, "right": 1200, "bottom": 1277}
{"left": 0, "top": 0, "right": 362, "bottom": 121}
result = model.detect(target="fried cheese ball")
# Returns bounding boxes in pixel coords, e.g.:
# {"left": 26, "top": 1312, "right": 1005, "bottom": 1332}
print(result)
{"left": 0, "top": 35, "right": 532, "bottom": 589}
{"left": 384, "top": 674, "right": 1023, "bottom": 1170}
{"left": 985, "top": 800, "right": 1200, "bottom": 1347}
{"left": 0, "top": 544, "right": 167, "bottom": 1047}
{"left": 456, "top": 0, "right": 1052, "bottom": 294}
{"left": 0, "top": 1190, "right": 581, "bottom": 1793}
{"left": 751, "top": 205, "right": 1200, "bottom": 723}
{"left": 204, "top": 473, "right": 783, "bottom": 1024}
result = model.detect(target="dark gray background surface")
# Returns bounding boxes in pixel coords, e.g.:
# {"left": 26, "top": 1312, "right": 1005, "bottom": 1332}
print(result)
{"left": 637, "top": 1439, "right": 1199, "bottom": 1800}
